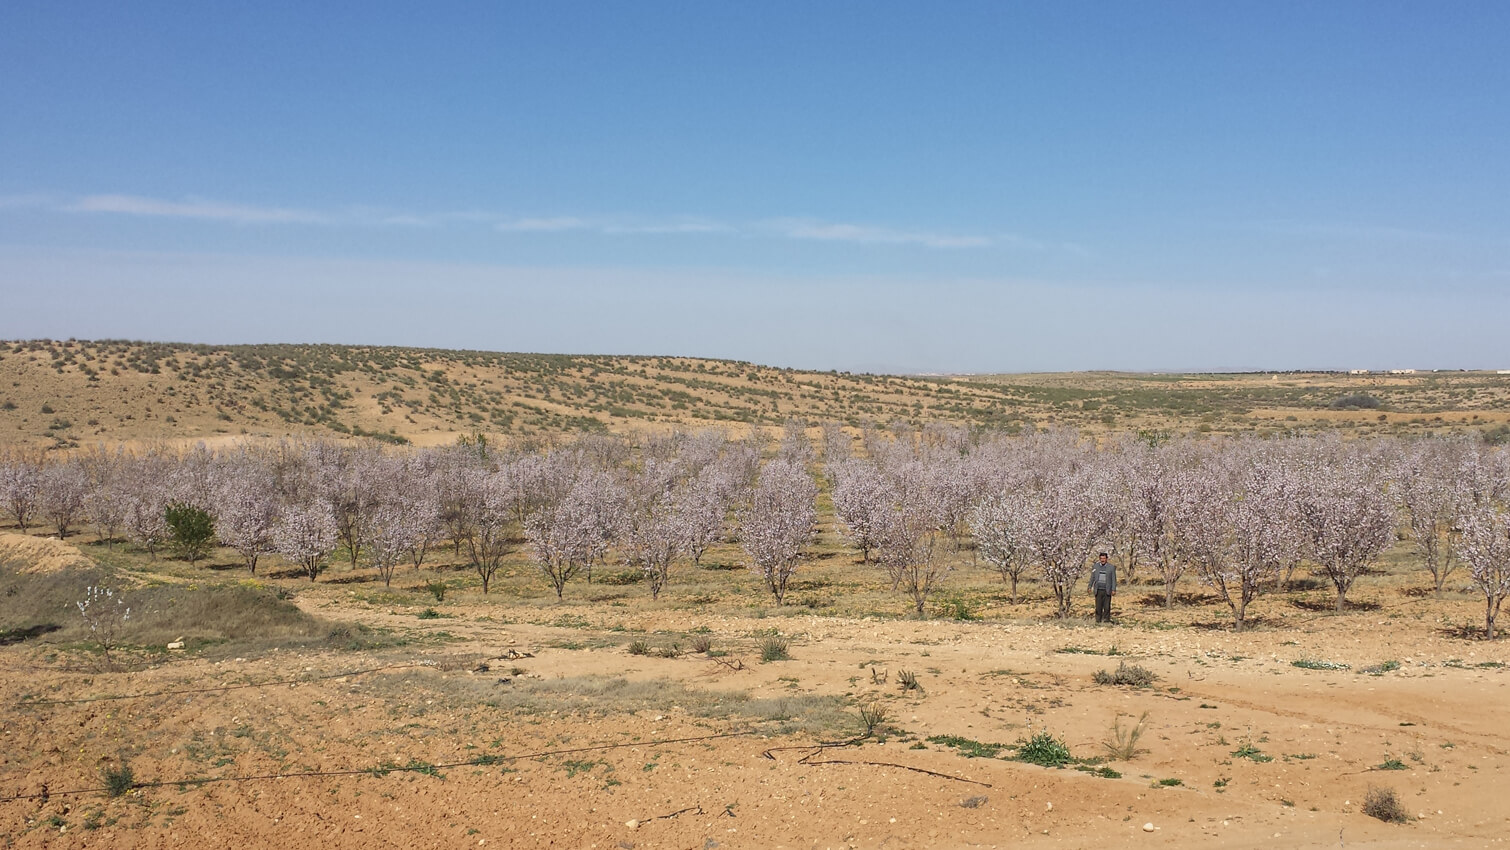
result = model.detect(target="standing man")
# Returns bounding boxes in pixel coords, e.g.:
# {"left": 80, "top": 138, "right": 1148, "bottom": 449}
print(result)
{"left": 1090, "top": 552, "right": 1117, "bottom": 624}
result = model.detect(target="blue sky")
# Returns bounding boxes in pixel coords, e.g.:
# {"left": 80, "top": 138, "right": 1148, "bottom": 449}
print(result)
{"left": 2, "top": 2, "right": 1508, "bottom": 372}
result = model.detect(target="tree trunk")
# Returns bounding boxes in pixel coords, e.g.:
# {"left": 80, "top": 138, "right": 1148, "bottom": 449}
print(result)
{"left": 1009, "top": 573, "right": 1019, "bottom": 605}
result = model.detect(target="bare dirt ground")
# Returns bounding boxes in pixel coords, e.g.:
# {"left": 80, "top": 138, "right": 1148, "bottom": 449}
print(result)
{"left": 3, "top": 544, "right": 1508, "bottom": 850}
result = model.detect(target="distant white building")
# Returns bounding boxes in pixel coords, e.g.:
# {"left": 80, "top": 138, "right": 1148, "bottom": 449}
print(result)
{"left": 1498, "top": 369, "right": 1510, "bottom": 375}
{"left": 1348, "top": 369, "right": 1370, "bottom": 375}
{"left": 1388, "top": 369, "right": 1417, "bottom": 375}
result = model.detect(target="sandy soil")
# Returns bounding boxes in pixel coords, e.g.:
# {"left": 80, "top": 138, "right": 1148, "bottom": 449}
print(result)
{"left": 3, "top": 573, "right": 1508, "bottom": 850}
{"left": 0, "top": 533, "right": 94, "bottom": 575}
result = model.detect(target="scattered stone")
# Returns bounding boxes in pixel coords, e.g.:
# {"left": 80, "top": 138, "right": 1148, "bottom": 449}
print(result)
{"left": 625, "top": 819, "right": 640, "bottom": 829}
{"left": 1143, "top": 822, "right": 1155, "bottom": 832}
{"left": 167, "top": 640, "right": 185, "bottom": 651}
{"left": 961, "top": 796, "right": 988, "bottom": 809}
{"left": 1045, "top": 802, "right": 1053, "bottom": 812}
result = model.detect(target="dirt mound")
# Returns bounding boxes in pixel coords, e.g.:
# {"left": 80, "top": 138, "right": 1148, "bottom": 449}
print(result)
{"left": 0, "top": 531, "right": 95, "bottom": 573}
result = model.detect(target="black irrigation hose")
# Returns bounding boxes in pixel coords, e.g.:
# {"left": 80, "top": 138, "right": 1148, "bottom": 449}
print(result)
{"left": 763, "top": 733, "right": 993, "bottom": 787}
{"left": 0, "top": 730, "right": 757, "bottom": 803}
{"left": 7, "top": 662, "right": 434, "bottom": 707}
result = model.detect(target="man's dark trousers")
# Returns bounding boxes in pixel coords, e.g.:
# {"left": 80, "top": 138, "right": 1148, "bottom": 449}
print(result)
{"left": 1095, "top": 591, "right": 1112, "bottom": 623}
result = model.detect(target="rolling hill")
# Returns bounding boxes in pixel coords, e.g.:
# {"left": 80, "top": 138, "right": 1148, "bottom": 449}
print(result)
{"left": 2, "top": 339, "right": 1508, "bottom": 450}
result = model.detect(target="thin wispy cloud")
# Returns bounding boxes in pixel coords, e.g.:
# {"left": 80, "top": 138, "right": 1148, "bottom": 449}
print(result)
{"left": 496, "top": 215, "right": 733, "bottom": 236}
{"left": 497, "top": 213, "right": 990, "bottom": 246}
{"left": 14, "top": 192, "right": 1013, "bottom": 250}
{"left": 68, "top": 194, "right": 332, "bottom": 225}
{"left": 602, "top": 220, "right": 734, "bottom": 235}
{"left": 762, "top": 217, "right": 995, "bottom": 248}
{"left": 496, "top": 216, "right": 591, "bottom": 232}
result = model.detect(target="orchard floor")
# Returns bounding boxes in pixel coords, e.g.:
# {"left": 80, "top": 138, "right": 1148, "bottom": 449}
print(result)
{"left": 3, "top": 557, "right": 1509, "bottom": 850}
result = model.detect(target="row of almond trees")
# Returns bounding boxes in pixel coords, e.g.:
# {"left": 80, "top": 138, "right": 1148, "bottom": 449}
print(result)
{"left": 828, "top": 426, "right": 1510, "bottom": 635}
{"left": 2, "top": 424, "right": 1509, "bottom": 635}
{"left": 0, "top": 429, "right": 812, "bottom": 603}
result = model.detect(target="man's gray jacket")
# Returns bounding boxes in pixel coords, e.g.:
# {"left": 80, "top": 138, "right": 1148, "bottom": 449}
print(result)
{"left": 1090, "top": 562, "right": 1117, "bottom": 595}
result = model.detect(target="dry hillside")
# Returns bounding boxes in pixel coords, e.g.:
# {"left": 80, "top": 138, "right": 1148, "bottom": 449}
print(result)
{"left": 2, "top": 339, "right": 1509, "bottom": 450}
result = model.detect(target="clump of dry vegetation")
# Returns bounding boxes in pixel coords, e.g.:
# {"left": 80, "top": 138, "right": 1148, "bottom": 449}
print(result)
{"left": 1102, "top": 712, "right": 1149, "bottom": 760}
{"left": 1093, "top": 661, "right": 1157, "bottom": 687}
{"left": 1362, "top": 785, "right": 1410, "bottom": 823}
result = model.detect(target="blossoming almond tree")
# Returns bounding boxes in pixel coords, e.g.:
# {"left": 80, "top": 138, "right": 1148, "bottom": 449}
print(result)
{"left": 739, "top": 459, "right": 817, "bottom": 605}
{"left": 1397, "top": 440, "right": 1469, "bottom": 594}
{"left": 212, "top": 465, "right": 280, "bottom": 574}
{"left": 0, "top": 451, "right": 41, "bottom": 532}
{"left": 273, "top": 500, "right": 339, "bottom": 581}
{"left": 1294, "top": 453, "right": 1396, "bottom": 611}
{"left": 1458, "top": 504, "right": 1510, "bottom": 640}
{"left": 970, "top": 492, "right": 1032, "bottom": 604}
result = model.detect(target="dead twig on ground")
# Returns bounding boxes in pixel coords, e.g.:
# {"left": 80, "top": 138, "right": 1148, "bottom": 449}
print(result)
{"left": 642, "top": 804, "right": 704, "bottom": 822}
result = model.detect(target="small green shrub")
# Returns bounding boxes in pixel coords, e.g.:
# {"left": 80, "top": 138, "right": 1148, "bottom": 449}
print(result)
{"left": 897, "top": 670, "right": 920, "bottom": 691}
{"left": 759, "top": 636, "right": 790, "bottom": 662}
{"left": 1157, "top": 777, "right": 1182, "bottom": 786}
{"left": 165, "top": 502, "right": 216, "bottom": 565}
{"left": 1376, "top": 758, "right": 1407, "bottom": 771}
{"left": 627, "top": 639, "right": 650, "bottom": 656}
{"left": 937, "top": 597, "right": 978, "bottom": 621}
{"left": 1016, "top": 732, "right": 1072, "bottom": 768}
{"left": 1329, "top": 393, "right": 1382, "bottom": 410}
{"left": 926, "top": 735, "right": 1005, "bottom": 759}
{"left": 597, "top": 570, "right": 644, "bottom": 586}
{"left": 1231, "top": 743, "right": 1273, "bottom": 763}
{"left": 690, "top": 634, "right": 713, "bottom": 654}
{"left": 102, "top": 762, "right": 135, "bottom": 797}
{"left": 425, "top": 581, "right": 447, "bottom": 602}
{"left": 1291, "top": 658, "right": 1350, "bottom": 670}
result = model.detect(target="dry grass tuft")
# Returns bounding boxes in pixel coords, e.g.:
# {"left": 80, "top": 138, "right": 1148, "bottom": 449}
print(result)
{"left": 1102, "top": 712, "right": 1149, "bottom": 761}
{"left": 1362, "top": 785, "right": 1410, "bottom": 823}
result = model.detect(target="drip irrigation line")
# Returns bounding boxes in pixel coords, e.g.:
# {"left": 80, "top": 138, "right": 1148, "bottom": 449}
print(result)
{"left": 763, "top": 734, "right": 991, "bottom": 787}
{"left": 8, "top": 662, "right": 433, "bottom": 707}
{"left": 0, "top": 729, "right": 756, "bottom": 803}
{"left": 796, "top": 753, "right": 993, "bottom": 787}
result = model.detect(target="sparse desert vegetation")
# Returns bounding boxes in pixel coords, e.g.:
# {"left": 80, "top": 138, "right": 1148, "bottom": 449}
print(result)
{"left": 4, "top": 339, "right": 1510, "bottom": 451}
